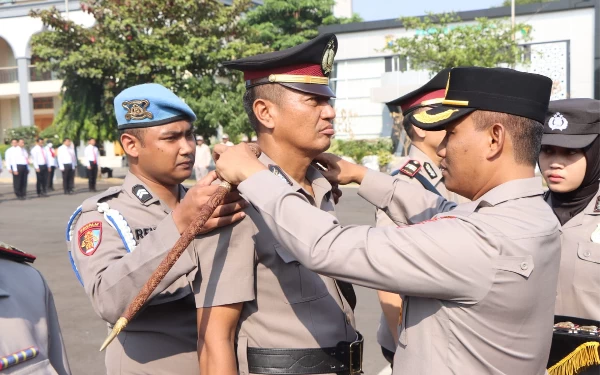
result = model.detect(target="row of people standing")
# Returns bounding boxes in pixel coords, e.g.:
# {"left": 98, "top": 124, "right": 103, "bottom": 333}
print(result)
{"left": 1, "top": 137, "right": 100, "bottom": 199}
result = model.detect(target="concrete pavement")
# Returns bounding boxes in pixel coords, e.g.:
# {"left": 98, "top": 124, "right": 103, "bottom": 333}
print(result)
{"left": 0, "top": 180, "right": 389, "bottom": 375}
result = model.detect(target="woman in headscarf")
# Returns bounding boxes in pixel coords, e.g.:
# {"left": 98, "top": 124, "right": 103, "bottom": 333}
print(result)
{"left": 538, "top": 98, "right": 600, "bottom": 374}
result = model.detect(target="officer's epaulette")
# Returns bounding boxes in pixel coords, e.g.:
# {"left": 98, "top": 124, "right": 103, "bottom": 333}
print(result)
{"left": 0, "top": 242, "right": 36, "bottom": 263}
{"left": 398, "top": 159, "right": 422, "bottom": 178}
{"left": 81, "top": 186, "right": 122, "bottom": 213}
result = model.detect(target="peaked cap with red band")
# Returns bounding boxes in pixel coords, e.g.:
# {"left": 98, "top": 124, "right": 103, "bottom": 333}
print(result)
{"left": 386, "top": 68, "right": 451, "bottom": 116}
{"left": 223, "top": 33, "right": 338, "bottom": 98}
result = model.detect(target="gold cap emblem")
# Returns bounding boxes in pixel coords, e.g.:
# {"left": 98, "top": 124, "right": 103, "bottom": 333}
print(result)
{"left": 122, "top": 99, "right": 153, "bottom": 121}
{"left": 321, "top": 38, "right": 336, "bottom": 76}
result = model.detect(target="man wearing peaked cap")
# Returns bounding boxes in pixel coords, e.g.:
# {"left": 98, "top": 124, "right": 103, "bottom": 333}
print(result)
{"left": 66, "top": 83, "right": 248, "bottom": 374}
{"left": 212, "top": 66, "right": 562, "bottom": 374}
{"left": 190, "top": 34, "right": 361, "bottom": 375}
{"left": 376, "top": 69, "right": 468, "bottom": 366}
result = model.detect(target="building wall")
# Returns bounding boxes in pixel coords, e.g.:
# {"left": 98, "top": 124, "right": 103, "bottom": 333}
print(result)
{"left": 331, "top": 7, "right": 596, "bottom": 140}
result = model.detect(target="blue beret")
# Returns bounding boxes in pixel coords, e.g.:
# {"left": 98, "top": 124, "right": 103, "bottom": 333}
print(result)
{"left": 114, "top": 83, "right": 197, "bottom": 129}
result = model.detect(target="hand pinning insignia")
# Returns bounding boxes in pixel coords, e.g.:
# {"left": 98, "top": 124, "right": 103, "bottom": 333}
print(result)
{"left": 122, "top": 99, "right": 153, "bottom": 121}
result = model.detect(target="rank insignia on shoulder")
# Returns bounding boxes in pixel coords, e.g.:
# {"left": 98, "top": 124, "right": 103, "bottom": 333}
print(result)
{"left": 268, "top": 165, "right": 293, "bottom": 186}
{"left": 595, "top": 197, "right": 600, "bottom": 212}
{"left": 423, "top": 162, "right": 438, "bottom": 179}
{"left": 0, "top": 242, "right": 36, "bottom": 263}
{"left": 0, "top": 346, "right": 38, "bottom": 370}
{"left": 399, "top": 160, "right": 422, "bottom": 178}
{"left": 132, "top": 184, "right": 153, "bottom": 203}
{"left": 78, "top": 221, "right": 102, "bottom": 256}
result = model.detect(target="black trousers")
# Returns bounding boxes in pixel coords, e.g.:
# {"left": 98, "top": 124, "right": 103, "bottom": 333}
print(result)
{"left": 36, "top": 165, "right": 48, "bottom": 195}
{"left": 62, "top": 164, "right": 75, "bottom": 193}
{"left": 15, "top": 164, "right": 28, "bottom": 198}
{"left": 47, "top": 166, "right": 55, "bottom": 190}
{"left": 88, "top": 162, "right": 98, "bottom": 190}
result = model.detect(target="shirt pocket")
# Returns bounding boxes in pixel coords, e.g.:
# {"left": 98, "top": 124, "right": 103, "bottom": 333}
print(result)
{"left": 573, "top": 242, "right": 600, "bottom": 293}
{"left": 273, "top": 243, "right": 329, "bottom": 304}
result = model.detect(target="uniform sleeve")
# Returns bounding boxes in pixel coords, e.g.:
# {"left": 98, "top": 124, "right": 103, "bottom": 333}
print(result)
{"left": 70, "top": 209, "right": 196, "bottom": 324}
{"left": 57, "top": 148, "right": 65, "bottom": 170}
{"left": 83, "top": 146, "right": 90, "bottom": 167}
{"left": 238, "top": 170, "right": 494, "bottom": 303}
{"left": 359, "top": 169, "right": 457, "bottom": 225}
{"left": 191, "top": 211, "right": 256, "bottom": 308}
{"left": 43, "top": 278, "right": 72, "bottom": 375}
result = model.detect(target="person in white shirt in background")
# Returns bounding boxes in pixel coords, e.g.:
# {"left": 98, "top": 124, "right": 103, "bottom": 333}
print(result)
{"left": 11, "top": 139, "right": 30, "bottom": 200}
{"left": 221, "top": 133, "right": 234, "bottom": 146}
{"left": 193, "top": 135, "right": 212, "bottom": 180}
{"left": 84, "top": 138, "right": 100, "bottom": 192}
{"left": 30, "top": 138, "right": 50, "bottom": 198}
{"left": 45, "top": 140, "right": 58, "bottom": 191}
{"left": 5, "top": 139, "right": 17, "bottom": 195}
{"left": 57, "top": 138, "right": 77, "bottom": 195}
{"left": 0, "top": 150, "right": 2, "bottom": 174}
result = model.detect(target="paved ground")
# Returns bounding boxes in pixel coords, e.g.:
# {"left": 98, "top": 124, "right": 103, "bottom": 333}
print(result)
{"left": 0, "top": 180, "right": 389, "bottom": 375}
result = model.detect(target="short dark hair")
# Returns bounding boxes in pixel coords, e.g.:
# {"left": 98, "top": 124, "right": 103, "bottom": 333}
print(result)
{"left": 18, "top": 138, "right": 24, "bottom": 142}
{"left": 472, "top": 110, "right": 543, "bottom": 166}
{"left": 11, "top": 138, "right": 17, "bottom": 143}
{"left": 119, "top": 128, "right": 147, "bottom": 147}
{"left": 63, "top": 138, "right": 71, "bottom": 142}
{"left": 37, "top": 138, "right": 44, "bottom": 142}
{"left": 243, "top": 84, "right": 285, "bottom": 131}
{"left": 89, "top": 137, "right": 96, "bottom": 142}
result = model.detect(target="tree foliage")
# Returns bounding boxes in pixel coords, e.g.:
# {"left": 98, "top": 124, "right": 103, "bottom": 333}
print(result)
{"left": 30, "top": 0, "right": 266, "bottom": 143}
{"left": 501, "top": 0, "right": 557, "bottom": 6}
{"left": 384, "top": 13, "right": 532, "bottom": 74}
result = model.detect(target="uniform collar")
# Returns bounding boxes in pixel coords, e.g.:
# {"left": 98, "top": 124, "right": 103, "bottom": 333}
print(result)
{"left": 476, "top": 177, "right": 544, "bottom": 207}
{"left": 408, "top": 146, "right": 442, "bottom": 184}
{"left": 122, "top": 172, "right": 187, "bottom": 212}
{"left": 258, "top": 153, "right": 332, "bottom": 206}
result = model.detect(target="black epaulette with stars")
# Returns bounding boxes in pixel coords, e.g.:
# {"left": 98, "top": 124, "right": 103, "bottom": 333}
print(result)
{"left": 0, "top": 242, "right": 36, "bottom": 263}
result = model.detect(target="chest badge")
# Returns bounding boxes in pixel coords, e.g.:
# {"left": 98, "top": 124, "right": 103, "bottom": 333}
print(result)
{"left": 591, "top": 224, "right": 600, "bottom": 243}
{"left": 132, "top": 184, "right": 153, "bottom": 203}
{"left": 268, "top": 165, "right": 293, "bottom": 186}
{"left": 423, "top": 162, "right": 438, "bottom": 179}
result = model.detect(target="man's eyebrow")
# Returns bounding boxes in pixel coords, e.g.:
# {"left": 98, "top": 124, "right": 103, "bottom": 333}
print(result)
{"left": 159, "top": 130, "right": 184, "bottom": 136}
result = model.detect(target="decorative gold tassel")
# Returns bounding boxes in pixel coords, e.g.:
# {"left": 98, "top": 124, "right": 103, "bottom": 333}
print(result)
{"left": 548, "top": 342, "right": 600, "bottom": 375}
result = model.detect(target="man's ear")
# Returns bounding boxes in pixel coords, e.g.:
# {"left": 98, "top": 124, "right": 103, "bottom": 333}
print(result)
{"left": 253, "top": 99, "right": 278, "bottom": 130}
{"left": 120, "top": 133, "right": 141, "bottom": 158}
{"left": 487, "top": 123, "right": 506, "bottom": 160}
{"left": 412, "top": 125, "right": 427, "bottom": 140}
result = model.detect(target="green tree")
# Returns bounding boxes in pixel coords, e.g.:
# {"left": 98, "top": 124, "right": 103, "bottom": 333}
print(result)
{"left": 384, "top": 13, "right": 532, "bottom": 74}
{"left": 501, "top": 0, "right": 556, "bottom": 6}
{"left": 30, "top": 0, "right": 265, "bottom": 143}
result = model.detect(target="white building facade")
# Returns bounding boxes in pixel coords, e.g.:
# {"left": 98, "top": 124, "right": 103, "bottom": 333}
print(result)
{"left": 323, "top": 0, "right": 600, "bottom": 142}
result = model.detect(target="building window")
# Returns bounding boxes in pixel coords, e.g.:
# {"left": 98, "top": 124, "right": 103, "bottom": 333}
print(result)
{"left": 33, "top": 97, "right": 54, "bottom": 109}
{"left": 384, "top": 56, "right": 408, "bottom": 72}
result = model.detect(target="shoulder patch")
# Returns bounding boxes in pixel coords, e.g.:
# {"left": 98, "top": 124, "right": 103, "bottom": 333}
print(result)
{"left": 132, "top": 184, "right": 153, "bottom": 203}
{"left": 423, "top": 162, "right": 438, "bottom": 179}
{"left": 268, "top": 165, "right": 293, "bottom": 186}
{"left": 77, "top": 221, "right": 102, "bottom": 256}
{"left": 399, "top": 160, "right": 421, "bottom": 178}
{"left": 0, "top": 242, "right": 36, "bottom": 263}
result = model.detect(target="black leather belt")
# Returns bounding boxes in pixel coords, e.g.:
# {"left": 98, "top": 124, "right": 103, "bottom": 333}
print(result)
{"left": 247, "top": 333, "right": 363, "bottom": 374}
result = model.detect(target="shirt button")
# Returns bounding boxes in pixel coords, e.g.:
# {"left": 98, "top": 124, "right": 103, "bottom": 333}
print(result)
{"left": 584, "top": 251, "right": 591, "bottom": 257}
{"left": 520, "top": 262, "right": 528, "bottom": 270}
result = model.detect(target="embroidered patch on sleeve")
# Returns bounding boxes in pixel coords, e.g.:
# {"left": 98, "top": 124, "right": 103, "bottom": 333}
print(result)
{"left": 78, "top": 221, "right": 102, "bottom": 256}
{"left": 399, "top": 160, "right": 421, "bottom": 178}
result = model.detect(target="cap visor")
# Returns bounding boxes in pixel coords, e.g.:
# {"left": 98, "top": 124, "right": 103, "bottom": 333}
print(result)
{"left": 541, "top": 134, "right": 597, "bottom": 149}
{"left": 280, "top": 82, "right": 336, "bottom": 98}
{"left": 409, "top": 105, "right": 475, "bottom": 131}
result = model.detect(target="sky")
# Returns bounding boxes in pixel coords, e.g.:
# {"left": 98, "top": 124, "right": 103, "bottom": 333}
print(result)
{"left": 352, "top": 0, "right": 503, "bottom": 21}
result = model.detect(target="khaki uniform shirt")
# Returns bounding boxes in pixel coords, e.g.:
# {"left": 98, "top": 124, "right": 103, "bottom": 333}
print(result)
{"left": 67, "top": 173, "right": 203, "bottom": 375}
{"left": 375, "top": 146, "right": 468, "bottom": 351}
{"left": 550, "top": 187, "right": 600, "bottom": 320}
{"left": 0, "top": 258, "right": 71, "bottom": 374}
{"left": 191, "top": 154, "right": 356, "bottom": 375}
{"left": 238, "top": 169, "right": 561, "bottom": 375}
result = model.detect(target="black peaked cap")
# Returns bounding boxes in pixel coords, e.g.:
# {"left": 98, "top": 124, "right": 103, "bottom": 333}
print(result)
{"left": 386, "top": 68, "right": 451, "bottom": 115}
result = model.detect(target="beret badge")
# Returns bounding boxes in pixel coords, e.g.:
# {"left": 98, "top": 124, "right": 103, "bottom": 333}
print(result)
{"left": 122, "top": 99, "right": 154, "bottom": 121}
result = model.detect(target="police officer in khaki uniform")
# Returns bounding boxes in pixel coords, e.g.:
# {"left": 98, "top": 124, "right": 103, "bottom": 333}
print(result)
{"left": 538, "top": 98, "right": 600, "bottom": 371}
{"left": 191, "top": 34, "right": 361, "bottom": 375}
{"left": 0, "top": 242, "right": 71, "bottom": 374}
{"left": 214, "top": 67, "right": 560, "bottom": 374}
{"left": 66, "top": 83, "right": 247, "bottom": 374}
{"left": 377, "top": 69, "right": 468, "bottom": 363}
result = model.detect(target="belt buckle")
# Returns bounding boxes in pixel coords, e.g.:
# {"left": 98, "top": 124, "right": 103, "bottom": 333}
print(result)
{"left": 349, "top": 335, "right": 363, "bottom": 374}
